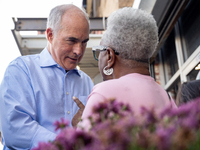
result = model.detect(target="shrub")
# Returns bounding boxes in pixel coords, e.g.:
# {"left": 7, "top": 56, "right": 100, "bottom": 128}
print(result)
{"left": 33, "top": 97, "right": 200, "bottom": 150}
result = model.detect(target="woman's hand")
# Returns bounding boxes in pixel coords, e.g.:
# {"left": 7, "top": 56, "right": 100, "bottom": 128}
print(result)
{"left": 72, "top": 96, "right": 85, "bottom": 127}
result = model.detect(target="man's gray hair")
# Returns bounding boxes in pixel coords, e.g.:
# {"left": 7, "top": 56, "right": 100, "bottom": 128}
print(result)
{"left": 46, "top": 4, "right": 89, "bottom": 36}
{"left": 101, "top": 7, "right": 158, "bottom": 60}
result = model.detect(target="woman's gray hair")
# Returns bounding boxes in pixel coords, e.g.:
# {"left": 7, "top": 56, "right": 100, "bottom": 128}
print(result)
{"left": 46, "top": 4, "right": 89, "bottom": 36}
{"left": 101, "top": 7, "right": 158, "bottom": 60}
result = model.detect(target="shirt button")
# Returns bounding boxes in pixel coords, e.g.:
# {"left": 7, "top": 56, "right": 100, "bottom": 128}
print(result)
{"left": 67, "top": 111, "right": 70, "bottom": 114}
{"left": 57, "top": 65, "right": 60, "bottom": 68}
{"left": 66, "top": 92, "right": 69, "bottom": 95}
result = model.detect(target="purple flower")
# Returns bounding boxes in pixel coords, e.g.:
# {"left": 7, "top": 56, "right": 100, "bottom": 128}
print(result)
{"left": 91, "top": 99, "right": 133, "bottom": 125}
{"left": 54, "top": 128, "right": 97, "bottom": 150}
{"left": 159, "top": 106, "right": 176, "bottom": 118}
{"left": 140, "top": 106, "right": 158, "bottom": 126}
{"left": 32, "top": 142, "right": 58, "bottom": 150}
{"left": 111, "top": 100, "right": 132, "bottom": 114}
{"left": 32, "top": 97, "right": 200, "bottom": 150}
{"left": 175, "top": 98, "right": 200, "bottom": 118}
{"left": 53, "top": 118, "right": 69, "bottom": 131}
{"left": 178, "top": 114, "right": 199, "bottom": 129}
{"left": 118, "top": 115, "right": 137, "bottom": 125}
{"left": 155, "top": 126, "right": 175, "bottom": 150}
{"left": 91, "top": 120, "right": 112, "bottom": 132}
{"left": 92, "top": 101, "right": 109, "bottom": 114}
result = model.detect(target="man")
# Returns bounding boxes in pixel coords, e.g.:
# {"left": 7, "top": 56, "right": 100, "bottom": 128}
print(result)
{"left": 0, "top": 4, "right": 93, "bottom": 149}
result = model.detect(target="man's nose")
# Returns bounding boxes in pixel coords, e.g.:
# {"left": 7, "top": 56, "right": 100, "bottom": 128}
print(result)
{"left": 73, "top": 43, "right": 83, "bottom": 56}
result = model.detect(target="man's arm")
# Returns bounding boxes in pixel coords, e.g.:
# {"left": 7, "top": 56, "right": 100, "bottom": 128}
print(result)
{"left": 0, "top": 61, "right": 56, "bottom": 149}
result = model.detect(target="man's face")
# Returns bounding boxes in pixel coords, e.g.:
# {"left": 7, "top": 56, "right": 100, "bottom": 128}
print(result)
{"left": 47, "top": 11, "right": 89, "bottom": 71}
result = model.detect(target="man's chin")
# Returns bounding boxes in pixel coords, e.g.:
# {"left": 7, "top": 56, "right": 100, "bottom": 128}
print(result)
{"left": 64, "top": 65, "right": 77, "bottom": 71}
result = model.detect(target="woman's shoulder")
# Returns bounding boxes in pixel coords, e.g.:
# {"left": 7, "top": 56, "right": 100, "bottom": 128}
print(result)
{"left": 95, "top": 79, "right": 119, "bottom": 87}
{"left": 92, "top": 79, "right": 121, "bottom": 93}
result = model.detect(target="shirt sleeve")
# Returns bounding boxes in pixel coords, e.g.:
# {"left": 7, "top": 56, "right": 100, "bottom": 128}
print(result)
{"left": 78, "top": 91, "right": 106, "bottom": 131}
{"left": 0, "top": 60, "right": 56, "bottom": 149}
{"left": 170, "top": 97, "right": 178, "bottom": 108}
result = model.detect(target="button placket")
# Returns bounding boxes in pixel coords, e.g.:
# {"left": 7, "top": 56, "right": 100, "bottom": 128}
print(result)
{"left": 64, "top": 73, "right": 72, "bottom": 117}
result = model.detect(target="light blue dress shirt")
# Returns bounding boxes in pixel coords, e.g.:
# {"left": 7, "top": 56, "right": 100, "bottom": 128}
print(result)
{"left": 0, "top": 48, "right": 94, "bottom": 150}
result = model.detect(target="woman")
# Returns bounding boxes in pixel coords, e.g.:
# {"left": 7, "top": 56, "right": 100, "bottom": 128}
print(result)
{"left": 77, "top": 7, "right": 177, "bottom": 129}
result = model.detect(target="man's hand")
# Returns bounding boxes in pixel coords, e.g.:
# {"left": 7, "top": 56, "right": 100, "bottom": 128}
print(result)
{"left": 72, "top": 96, "right": 85, "bottom": 127}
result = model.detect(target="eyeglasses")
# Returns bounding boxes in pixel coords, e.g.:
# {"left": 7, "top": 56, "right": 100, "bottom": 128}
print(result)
{"left": 92, "top": 45, "right": 119, "bottom": 61}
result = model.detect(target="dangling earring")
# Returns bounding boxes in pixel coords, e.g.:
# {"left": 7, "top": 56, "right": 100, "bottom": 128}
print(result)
{"left": 103, "top": 66, "right": 113, "bottom": 75}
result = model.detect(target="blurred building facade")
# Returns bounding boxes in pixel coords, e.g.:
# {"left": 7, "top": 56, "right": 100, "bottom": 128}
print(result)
{"left": 138, "top": 0, "right": 200, "bottom": 100}
{"left": 84, "top": 0, "right": 134, "bottom": 17}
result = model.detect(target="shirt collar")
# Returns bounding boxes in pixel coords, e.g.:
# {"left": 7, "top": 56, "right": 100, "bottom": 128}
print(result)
{"left": 40, "top": 47, "right": 57, "bottom": 67}
{"left": 39, "top": 47, "right": 81, "bottom": 76}
{"left": 68, "top": 68, "right": 81, "bottom": 77}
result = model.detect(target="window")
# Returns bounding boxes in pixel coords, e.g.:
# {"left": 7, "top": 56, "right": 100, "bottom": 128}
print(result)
{"left": 179, "top": 0, "right": 200, "bottom": 61}
{"left": 167, "top": 77, "right": 181, "bottom": 101}
{"left": 161, "top": 29, "right": 179, "bottom": 83}
{"left": 187, "top": 64, "right": 200, "bottom": 81}
{"left": 152, "top": 53, "right": 165, "bottom": 86}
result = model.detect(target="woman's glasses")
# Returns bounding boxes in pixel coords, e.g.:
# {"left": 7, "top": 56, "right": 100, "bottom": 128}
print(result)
{"left": 92, "top": 45, "right": 119, "bottom": 61}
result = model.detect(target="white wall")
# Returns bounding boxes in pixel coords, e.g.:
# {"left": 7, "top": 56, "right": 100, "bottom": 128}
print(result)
{"left": 0, "top": 143, "right": 2, "bottom": 150}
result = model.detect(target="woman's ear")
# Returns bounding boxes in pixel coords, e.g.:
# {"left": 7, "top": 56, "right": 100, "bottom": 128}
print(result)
{"left": 106, "top": 47, "right": 115, "bottom": 68}
{"left": 46, "top": 28, "right": 53, "bottom": 43}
